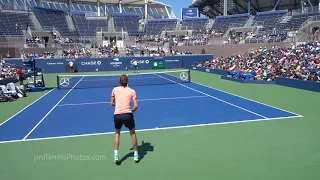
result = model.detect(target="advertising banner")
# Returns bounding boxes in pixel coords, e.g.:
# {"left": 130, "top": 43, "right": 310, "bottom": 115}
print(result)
{"left": 2, "top": 54, "right": 214, "bottom": 73}
{"left": 181, "top": 8, "right": 198, "bottom": 19}
{"left": 153, "top": 60, "right": 165, "bottom": 69}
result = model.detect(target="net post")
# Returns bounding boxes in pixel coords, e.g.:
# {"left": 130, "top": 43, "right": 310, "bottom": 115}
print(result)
{"left": 56, "top": 75, "right": 59, "bottom": 90}
{"left": 188, "top": 69, "right": 191, "bottom": 83}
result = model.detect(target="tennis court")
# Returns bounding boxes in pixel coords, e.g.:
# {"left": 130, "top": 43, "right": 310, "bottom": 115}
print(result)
{"left": 0, "top": 69, "right": 318, "bottom": 180}
{"left": 0, "top": 69, "right": 300, "bottom": 142}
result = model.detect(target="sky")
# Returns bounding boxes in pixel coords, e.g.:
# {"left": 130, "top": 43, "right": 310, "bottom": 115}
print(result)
{"left": 158, "top": 0, "right": 194, "bottom": 18}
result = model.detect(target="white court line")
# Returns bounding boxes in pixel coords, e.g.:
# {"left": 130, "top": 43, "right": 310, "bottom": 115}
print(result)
{"left": 0, "top": 115, "right": 302, "bottom": 144}
{"left": 0, "top": 88, "right": 56, "bottom": 127}
{"left": 154, "top": 74, "right": 269, "bottom": 119}
{"left": 188, "top": 71, "right": 303, "bottom": 117}
{"left": 57, "top": 95, "right": 208, "bottom": 107}
{"left": 57, "top": 69, "right": 187, "bottom": 77}
{"left": 22, "top": 76, "right": 85, "bottom": 140}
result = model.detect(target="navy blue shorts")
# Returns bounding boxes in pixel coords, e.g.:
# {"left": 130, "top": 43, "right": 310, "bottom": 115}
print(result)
{"left": 114, "top": 113, "right": 135, "bottom": 130}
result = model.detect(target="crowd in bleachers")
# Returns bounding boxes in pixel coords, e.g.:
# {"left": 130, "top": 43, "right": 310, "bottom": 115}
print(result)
{"left": 193, "top": 42, "right": 320, "bottom": 82}
{"left": 170, "top": 49, "right": 193, "bottom": 56}
{"left": 134, "top": 32, "right": 211, "bottom": 48}
{"left": 0, "top": 62, "right": 30, "bottom": 80}
{"left": 125, "top": 45, "right": 166, "bottom": 57}
{"left": 24, "top": 52, "right": 55, "bottom": 59}
{"left": 97, "top": 45, "right": 119, "bottom": 57}
{"left": 62, "top": 48, "right": 92, "bottom": 58}
{"left": 0, "top": 63, "right": 16, "bottom": 80}
{"left": 0, "top": 62, "right": 32, "bottom": 102}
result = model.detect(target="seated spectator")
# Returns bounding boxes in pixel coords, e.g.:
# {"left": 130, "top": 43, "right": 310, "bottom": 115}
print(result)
{"left": 191, "top": 41, "right": 320, "bottom": 82}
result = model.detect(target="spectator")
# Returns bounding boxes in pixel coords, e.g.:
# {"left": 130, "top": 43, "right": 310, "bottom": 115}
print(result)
{"left": 192, "top": 41, "right": 320, "bottom": 82}
{"left": 16, "top": 66, "right": 24, "bottom": 86}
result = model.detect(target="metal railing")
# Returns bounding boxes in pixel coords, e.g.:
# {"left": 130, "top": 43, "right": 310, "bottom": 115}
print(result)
{"left": 0, "top": 41, "right": 24, "bottom": 48}
{"left": 298, "top": 15, "right": 320, "bottom": 31}
{"left": 291, "top": 6, "right": 320, "bottom": 16}
{"left": 0, "top": 4, "right": 26, "bottom": 11}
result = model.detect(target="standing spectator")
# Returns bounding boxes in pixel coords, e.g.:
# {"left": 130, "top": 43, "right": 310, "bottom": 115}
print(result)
{"left": 16, "top": 66, "right": 24, "bottom": 86}
{"left": 6, "top": 51, "right": 10, "bottom": 58}
{"left": 68, "top": 61, "right": 74, "bottom": 73}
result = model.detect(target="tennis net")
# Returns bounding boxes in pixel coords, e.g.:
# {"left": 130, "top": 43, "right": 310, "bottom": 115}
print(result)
{"left": 57, "top": 69, "right": 191, "bottom": 89}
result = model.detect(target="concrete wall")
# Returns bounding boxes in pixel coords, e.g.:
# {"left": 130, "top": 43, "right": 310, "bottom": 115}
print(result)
{"left": 173, "top": 42, "right": 293, "bottom": 57}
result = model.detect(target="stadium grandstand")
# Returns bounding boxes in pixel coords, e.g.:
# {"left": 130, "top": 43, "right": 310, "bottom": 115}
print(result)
{"left": 0, "top": 0, "right": 319, "bottom": 179}
{"left": 190, "top": 0, "right": 320, "bottom": 43}
{"left": 0, "top": 0, "right": 319, "bottom": 58}
{"left": 0, "top": 0, "right": 190, "bottom": 58}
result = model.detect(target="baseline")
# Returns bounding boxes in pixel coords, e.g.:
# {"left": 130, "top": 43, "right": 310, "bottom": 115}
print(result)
{"left": 0, "top": 115, "right": 300, "bottom": 144}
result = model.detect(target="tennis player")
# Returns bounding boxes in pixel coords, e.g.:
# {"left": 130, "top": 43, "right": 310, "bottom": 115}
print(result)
{"left": 132, "top": 59, "right": 139, "bottom": 73}
{"left": 111, "top": 74, "right": 139, "bottom": 163}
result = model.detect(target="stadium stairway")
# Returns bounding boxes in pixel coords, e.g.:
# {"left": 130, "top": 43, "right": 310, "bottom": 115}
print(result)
{"left": 108, "top": 16, "right": 115, "bottom": 32}
{"left": 244, "top": 15, "right": 255, "bottom": 27}
{"left": 23, "top": 28, "right": 32, "bottom": 40}
{"left": 296, "top": 18, "right": 320, "bottom": 41}
{"left": 280, "top": 15, "right": 292, "bottom": 23}
{"left": 205, "top": 19, "right": 215, "bottom": 29}
{"left": 298, "top": 16, "right": 320, "bottom": 32}
{"left": 29, "top": 11, "right": 43, "bottom": 32}
{"left": 66, "top": 15, "right": 76, "bottom": 32}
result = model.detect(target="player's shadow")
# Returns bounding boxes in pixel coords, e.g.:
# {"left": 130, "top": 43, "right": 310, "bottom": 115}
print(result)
{"left": 117, "top": 141, "right": 154, "bottom": 165}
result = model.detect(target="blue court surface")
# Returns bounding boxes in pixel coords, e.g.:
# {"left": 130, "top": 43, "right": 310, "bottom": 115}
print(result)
{"left": 0, "top": 71, "right": 302, "bottom": 143}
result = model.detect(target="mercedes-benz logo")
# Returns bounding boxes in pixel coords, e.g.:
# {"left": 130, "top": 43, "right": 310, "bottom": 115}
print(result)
{"left": 60, "top": 78, "right": 70, "bottom": 87}
{"left": 180, "top": 72, "right": 188, "bottom": 81}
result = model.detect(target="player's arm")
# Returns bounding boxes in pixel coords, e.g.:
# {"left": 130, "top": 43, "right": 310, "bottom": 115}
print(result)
{"left": 110, "top": 89, "right": 115, "bottom": 106}
{"left": 131, "top": 91, "right": 138, "bottom": 113}
{"left": 111, "top": 96, "right": 115, "bottom": 106}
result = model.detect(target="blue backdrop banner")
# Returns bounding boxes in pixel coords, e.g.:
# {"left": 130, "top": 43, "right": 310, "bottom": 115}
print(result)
{"left": 181, "top": 8, "right": 198, "bottom": 19}
{"left": 4, "top": 55, "right": 212, "bottom": 73}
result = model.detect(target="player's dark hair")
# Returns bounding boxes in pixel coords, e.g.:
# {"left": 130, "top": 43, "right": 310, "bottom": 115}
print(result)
{"left": 120, "top": 74, "right": 128, "bottom": 87}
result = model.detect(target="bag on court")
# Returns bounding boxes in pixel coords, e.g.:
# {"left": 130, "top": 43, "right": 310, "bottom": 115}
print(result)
{"left": 15, "top": 86, "right": 27, "bottom": 97}
{"left": 0, "top": 95, "right": 10, "bottom": 102}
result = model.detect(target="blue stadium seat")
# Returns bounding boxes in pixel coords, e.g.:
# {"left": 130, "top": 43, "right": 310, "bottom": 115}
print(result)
{"left": 33, "top": 7, "right": 78, "bottom": 38}
{"left": 181, "top": 18, "right": 208, "bottom": 30}
{"left": 72, "top": 13, "right": 108, "bottom": 37}
{"left": 253, "top": 10, "right": 287, "bottom": 32}
{"left": 0, "top": 12, "right": 34, "bottom": 36}
{"left": 212, "top": 14, "right": 249, "bottom": 34}
{"left": 113, "top": 13, "right": 140, "bottom": 36}
{"left": 146, "top": 19, "right": 178, "bottom": 35}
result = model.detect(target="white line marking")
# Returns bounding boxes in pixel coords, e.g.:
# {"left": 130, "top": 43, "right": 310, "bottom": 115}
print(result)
{"left": 190, "top": 75, "right": 303, "bottom": 117}
{"left": 154, "top": 74, "right": 269, "bottom": 119}
{"left": 57, "top": 95, "right": 208, "bottom": 107}
{"left": 0, "top": 88, "right": 56, "bottom": 127}
{"left": 0, "top": 115, "right": 302, "bottom": 144}
{"left": 22, "top": 76, "right": 85, "bottom": 140}
{"left": 57, "top": 69, "right": 188, "bottom": 77}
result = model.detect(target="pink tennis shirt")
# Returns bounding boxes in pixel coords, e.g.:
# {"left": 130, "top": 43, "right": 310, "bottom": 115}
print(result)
{"left": 111, "top": 86, "right": 137, "bottom": 115}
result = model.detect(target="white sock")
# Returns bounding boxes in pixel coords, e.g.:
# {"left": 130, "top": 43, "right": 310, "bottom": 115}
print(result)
{"left": 134, "top": 151, "right": 138, "bottom": 156}
{"left": 114, "top": 150, "right": 118, "bottom": 155}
